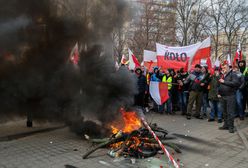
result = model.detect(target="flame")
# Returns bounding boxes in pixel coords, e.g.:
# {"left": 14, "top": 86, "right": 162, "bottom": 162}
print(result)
{"left": 111, "top": 125, "right": 119, "bottom": 134}
{"left": 110, "top": 109, "right": 142, "bottom": 134}
{"left": 121, "top": 111, "right": 142, "bottom": 133}
{"left": 109, "top": 109, "right": 142, "bottom": 150}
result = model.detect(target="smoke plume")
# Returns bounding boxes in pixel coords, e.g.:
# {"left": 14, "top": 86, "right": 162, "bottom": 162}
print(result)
{"left": 0, "top": 0, "right": 136, "bottom": 137}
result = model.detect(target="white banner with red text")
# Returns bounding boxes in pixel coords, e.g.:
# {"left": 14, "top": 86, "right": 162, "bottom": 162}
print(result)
{"left": 156, "top": 37, "right": 211, "bottom": 70}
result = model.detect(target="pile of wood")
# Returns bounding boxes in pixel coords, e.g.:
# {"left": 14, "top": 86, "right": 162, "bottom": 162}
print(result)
{"left": 83, "top": 123, "right": 181, "bottom": 159}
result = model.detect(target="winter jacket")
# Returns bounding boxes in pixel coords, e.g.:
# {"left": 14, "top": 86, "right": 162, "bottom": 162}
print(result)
{"left": 218, "top": 70, "right": 240, "bottom": 96}
{"left": 243, "top": 67, "right": 248, "bottom": 91}
{"left": 234, "top": 71, "right": 245, "bottom": 90}
{"left": 200, "top": 72, "right": 211, "bottom": 93}
{"left": 176, "top": 72, "right": 189, "bottom": 91}
{"left": 137, "top": 75, "right": 147, "bottom": 94}
{"left": 184, "top": 71, "right": 204, "bottom": 92}
{"left": 150, "top": 73, "right": 162, "bottom": 82}
{"left": 208, "top": 75, "right": 220, "bottom": 100}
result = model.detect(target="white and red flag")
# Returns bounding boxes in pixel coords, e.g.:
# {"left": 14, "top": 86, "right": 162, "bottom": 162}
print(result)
{"left": 121, "top": 54, "right": 128, "bottom": 65}
{"left": 206, "top": 57, "right": 214, "bottom": 75}
{"left": 149, "top": 81, "right": 169, "bottom": 105}
{"left": 214, "top": 57, "right": 220, "bottom": 68}
{"left": 156, "top": 37, "right": 211, "bottom": 70}
{"left": 233, "top": 42, "right": 242, "bottom": 65}
{"left": 128, "top": 48, "right": 140, "bottom": 70}
{"left": 143, "top": 50, "right": 157, "bottom": 72}
{"left": 70, "top": 42, "right": 79, "bottom": 65}
{"left": 227, "top": 54, "right": 231, "bottom": 66}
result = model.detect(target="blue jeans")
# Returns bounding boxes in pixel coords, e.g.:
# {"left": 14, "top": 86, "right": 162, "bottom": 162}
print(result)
{"left": 178, "top": 91, "right": 189, "bottom": 113}
{"left": 236, "top": 90, "right": 244, "bottom": 117}
{"left": 209, "top": 100, "right": 222, "bottom": 119}
{"left": 201, "top": 92, "right": 209, "bottom": 115}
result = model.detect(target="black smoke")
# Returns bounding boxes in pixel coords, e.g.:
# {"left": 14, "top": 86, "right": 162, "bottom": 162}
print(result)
{"left": 0, "top": 0, "right": 136, "bottom": 137}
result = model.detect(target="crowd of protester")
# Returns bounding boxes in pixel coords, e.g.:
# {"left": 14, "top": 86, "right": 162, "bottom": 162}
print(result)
{"left": 130, "top": 60, "right": 248, "bottom": 134}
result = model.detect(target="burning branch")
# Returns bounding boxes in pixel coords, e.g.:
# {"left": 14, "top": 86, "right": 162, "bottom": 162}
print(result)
{"left": 82, "top": 109, "right": 181, "bottom": 168}
{"left": 82, "top": 135, "right": 125, "bottom": 159}
{"left": 141, "top": 117, "right": 180, "bottom": 168}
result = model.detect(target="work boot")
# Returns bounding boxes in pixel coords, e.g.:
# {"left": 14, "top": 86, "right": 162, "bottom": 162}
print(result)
{"left": 181, "top": 112, "right": 186, "bottom": 115}
{"left": 195, "top": 115, "right": 203, "bottom": 119}
{"left": 208, "top": 118, "right": 215, "bottom": 122}
{"left": 217, "top": 119, "right": 222, "bottom": 123}
{"left": 240, "top": 117, "right": 244, "bottom": 120}
{"left": 26, "top": 121, "right": 33, "bottom": 127}
{"left": 229, "top": 128, "right": 234, "bottom": 133}
{"left": 219, "top": 126, "right": 228, "bottom": 130}
{"left": 186, "top": 114, "right": 191, "bottom": 120}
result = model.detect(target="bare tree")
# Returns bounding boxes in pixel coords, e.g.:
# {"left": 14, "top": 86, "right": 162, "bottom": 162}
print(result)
{"left": 127, "top": 0, "right": 177, "bottom": 60}
{"left": 188, "top": 0, "right": 209, "bottom": 43}
{"left": 219, "top": 0, "right": 248, "bottom": 59}
{"left": 204, "top": 0, "right": 225, "bottom": 60}
{"left": 112, "top": 26, "right": 129, "bottom": 63}
{"left": 176, "top": 0, "right": 198, "bottom": 45}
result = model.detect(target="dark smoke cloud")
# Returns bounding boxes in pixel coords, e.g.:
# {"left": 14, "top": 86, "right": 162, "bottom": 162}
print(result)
{"left": 0, "top": 0, "right": 137, "bottom": 137}
{"left": 0, "top": 15, "right": 30, "bottom": 35}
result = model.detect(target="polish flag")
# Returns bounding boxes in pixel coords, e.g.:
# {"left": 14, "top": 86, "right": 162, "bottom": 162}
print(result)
{"left": 214, "top": 57, "right": 220, "bottom": 67}
{"left": 227, "top": 54, "right": 231, "bottom": 66}
{"left": 70, "top": 42, "right": 79, "bottom": 65}
{"left": 233, "top": 42, "right": 242, "bottom": 65}
{"left": 149, "top": 81, "right": 169, "bottom": 105}
{"left": 128, "top": 48, "right": 140, "bottom": 70}
{"left": 143, "top": 50, "right": 157, "bottom": 72}
{"left": 189, "top": 37, "right": 211, "bottom": 68}
{"left": 206, "top": 57, "right": 214, "bottom": 75}
{"left": 184, "top": 59, "right": 189, "bottom": 72}
{"left": 156, "top": 37, "right": 211, "bottom": 70}
{"left": 121, "top": 54, "right": 128, "bottom": 65}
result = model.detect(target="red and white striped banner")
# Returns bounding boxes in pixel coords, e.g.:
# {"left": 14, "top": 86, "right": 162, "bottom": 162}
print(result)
{"left": 141, "top": 117, "right": 179, "bottom": 168}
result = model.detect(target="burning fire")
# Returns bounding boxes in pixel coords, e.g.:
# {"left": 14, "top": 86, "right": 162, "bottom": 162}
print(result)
{"left": 110, "top": 109, "right": 142, "bottom": 134}
{"left": 108, "top": 108, "right": 142, "bottom": 150}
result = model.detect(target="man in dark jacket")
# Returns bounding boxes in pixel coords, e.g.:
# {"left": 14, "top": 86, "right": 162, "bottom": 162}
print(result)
{"left": 176, "top": 68, "right": 189, "bottom": 115}
{"left": 208, "top": 67, "right": 222, "bottom": 123}
{"left": 184, "top": 64, "right": 205, "bottom": 119}
{"left": 134, "top": 67, "right": 147, "bottom": 108}
{"left": 218, "top": 63, "right": 240, "bottom": 133}
{"left": 233, "top": 65, "right": 245, "bottom": 120}
{"left": 201, "top": 66, "right": 211, "bottom": 117}
{"left": 238, "top": 60, "right": 248, "bottom": 116}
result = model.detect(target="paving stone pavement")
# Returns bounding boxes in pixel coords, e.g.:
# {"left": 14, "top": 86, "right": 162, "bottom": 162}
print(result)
{"left": 0, "top": 113, "right": 248, "bottom": 168}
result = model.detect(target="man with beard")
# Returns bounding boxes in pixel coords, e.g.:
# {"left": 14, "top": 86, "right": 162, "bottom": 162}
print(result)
{"left": 218, "top": 62, "right": 240, "bottom": 133}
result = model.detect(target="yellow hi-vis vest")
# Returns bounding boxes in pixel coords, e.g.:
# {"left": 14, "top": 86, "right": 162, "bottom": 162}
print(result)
{"left": 162, "top": 75, "right": 172, "bottom": 90}
{"left": 243, "top": 67, "right": 248, "bottom": 75}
